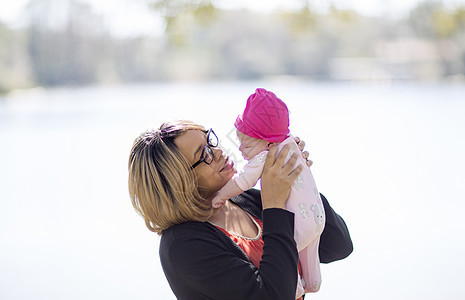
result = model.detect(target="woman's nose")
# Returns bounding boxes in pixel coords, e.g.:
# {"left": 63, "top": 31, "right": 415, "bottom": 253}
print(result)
{"left": 212, "top": 147, "right": 223, "bottom": 160}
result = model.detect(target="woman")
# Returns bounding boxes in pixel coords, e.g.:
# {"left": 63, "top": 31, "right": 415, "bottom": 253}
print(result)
{"left": 128, "top": 120, "right": 353, "bottom": 300}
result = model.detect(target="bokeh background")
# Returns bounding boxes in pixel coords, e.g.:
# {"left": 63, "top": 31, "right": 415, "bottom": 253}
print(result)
{"left": 1, "top": 1, "right": 465, "bottom": 299}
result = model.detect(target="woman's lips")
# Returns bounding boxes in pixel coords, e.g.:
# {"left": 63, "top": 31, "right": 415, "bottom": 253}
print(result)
{"left": 220, "top": 157, "right": 234, "bottom": 172}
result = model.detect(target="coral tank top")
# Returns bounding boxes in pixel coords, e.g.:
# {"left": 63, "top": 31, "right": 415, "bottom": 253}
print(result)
{"left": 214, "top": 213, "right": 303, "bottom": 300}
{"left": 215, "top": 214, "right": 264, "bottom": 268}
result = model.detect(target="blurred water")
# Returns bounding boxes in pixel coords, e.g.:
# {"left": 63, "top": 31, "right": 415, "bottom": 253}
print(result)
{"left": 0, "top": 81, "right": 464, "bottom": 300}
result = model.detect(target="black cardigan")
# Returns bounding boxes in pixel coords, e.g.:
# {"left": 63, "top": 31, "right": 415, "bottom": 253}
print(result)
{"left": 159, "top": 189, "right": 353, "bottom": 300}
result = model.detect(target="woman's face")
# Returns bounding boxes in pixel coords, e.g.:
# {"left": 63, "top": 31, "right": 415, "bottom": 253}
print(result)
{"left": 175, "top": 129, "right": 235, "bottom": 199}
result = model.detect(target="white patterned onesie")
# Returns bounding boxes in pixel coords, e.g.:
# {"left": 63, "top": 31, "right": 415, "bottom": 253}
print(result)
{"left": 213, "top": 135, "right": 325, "bottom": 298}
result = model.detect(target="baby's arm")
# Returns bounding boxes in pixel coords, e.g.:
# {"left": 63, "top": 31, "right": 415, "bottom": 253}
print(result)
{"left": 211, "top": 179, "right": 243, "bottom": 208}
{"left": 211, "top": 151, "right": 268, "bottom": 208}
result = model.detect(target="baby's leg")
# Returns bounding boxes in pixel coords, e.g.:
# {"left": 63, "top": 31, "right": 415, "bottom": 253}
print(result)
{"left": 296, "top": 274, "right": 305, "bottom": 299}
{"left": 298, "top": 239, "right": 322, "bottom": 293}
{"left": 287, "top": 166, "right": 325, "bottom": 251}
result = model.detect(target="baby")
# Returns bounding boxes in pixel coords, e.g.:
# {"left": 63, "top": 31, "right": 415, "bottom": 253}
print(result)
{"left": 212, "top": 88, "right": 326, "bottom": 298}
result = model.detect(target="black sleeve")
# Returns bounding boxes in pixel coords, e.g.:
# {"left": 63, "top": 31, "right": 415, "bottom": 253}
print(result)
{"left": 160, "top": 208, "right": 299, "bottom": 300}
{"left": 318, "top": 193, "right": 353, "bottom": 263}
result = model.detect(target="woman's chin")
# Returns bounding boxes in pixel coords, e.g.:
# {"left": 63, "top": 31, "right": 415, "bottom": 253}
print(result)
{"left": 224, "top": 168, "right": 235, "bottom": 182}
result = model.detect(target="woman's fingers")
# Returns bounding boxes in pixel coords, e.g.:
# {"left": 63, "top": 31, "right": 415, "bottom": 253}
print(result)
{"left": 262, "top": 145, "right": 297, "bottom": 209}
{"left": 261, "top": 143, "right": 309, "bottom": 209}
{"left": 289, "top": 164, "right": 303, "bottom": 182}
{"left": 294, "top": 136, "right": 305, "bottom": 152}
{"left": 264, "top": 144, "right": 279, "bottom": 168}
{"left": 274, "top": 144, "right": 291, "bottom": 168}
{"left": 297, "top": 139, "right": 305, "bottom": 152}
{"left": 307, "top": 159, "right": 313, "bottom": 167}
{"left": 302, "top": 150, "right": 309, "bottom": 160}
{"left": 294, "top": 137, "right": 311, "bottom": 165}
{"left": 282, "top": 151, "right": 299, "bottom": 175}
{"left": 300, "top": 150, "right": 313, "bottom": 167}
{"left": 266, "top": 145, "right": 302, "bottom": 175}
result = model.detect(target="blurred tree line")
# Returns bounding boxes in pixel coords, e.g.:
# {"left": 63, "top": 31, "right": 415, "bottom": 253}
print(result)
{"left": 1, "top": 0, "right": 465, "bottom": 94}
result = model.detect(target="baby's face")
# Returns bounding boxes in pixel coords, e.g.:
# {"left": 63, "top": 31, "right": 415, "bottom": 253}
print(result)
{"left": 236, "top": 130, "right": 269, "bottom": 161}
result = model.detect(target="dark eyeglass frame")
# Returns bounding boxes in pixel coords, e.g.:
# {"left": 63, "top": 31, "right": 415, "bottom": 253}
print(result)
{"left": 191, "top": 129, "right": 218, "bottom": 169}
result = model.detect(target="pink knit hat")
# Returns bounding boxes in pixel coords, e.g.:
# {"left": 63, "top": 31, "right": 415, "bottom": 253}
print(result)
{"left": 234, "top": 88, "right": 290, "bottom": 143}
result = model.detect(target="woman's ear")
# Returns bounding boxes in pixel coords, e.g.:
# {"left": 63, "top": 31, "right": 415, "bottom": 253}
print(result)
{"left": 267, "top": 142, "right": 273, "bottom": 150}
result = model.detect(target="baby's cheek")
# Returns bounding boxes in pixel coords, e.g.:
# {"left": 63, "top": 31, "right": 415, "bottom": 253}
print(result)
{"left": 239, "top": 147, "right": 249, "bottom": 158}
{"left": 249, "top": 147, "right": 265, "bottom": 159}
{"left": 239, "top": 145, "right": 246, "bottom": 155}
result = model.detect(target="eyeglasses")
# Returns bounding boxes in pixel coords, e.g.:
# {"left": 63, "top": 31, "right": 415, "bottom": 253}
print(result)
{"left": 191, "top": 129, "right": 218, "bottom": 169}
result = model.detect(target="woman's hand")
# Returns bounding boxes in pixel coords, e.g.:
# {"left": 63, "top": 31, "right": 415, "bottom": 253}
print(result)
{"left": 261, "top": 145, "right": 303, "bottom": 210}
{"left": 294, "top": 136, "right": 313, "bottom": 167}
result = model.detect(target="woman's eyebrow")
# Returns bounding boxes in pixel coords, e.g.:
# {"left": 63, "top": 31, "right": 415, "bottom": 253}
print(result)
{"left": 193, "top": 144, "right": 203, "bottom": 159}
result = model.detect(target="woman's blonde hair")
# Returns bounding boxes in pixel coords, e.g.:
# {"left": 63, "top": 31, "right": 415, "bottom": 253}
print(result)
{"left": 128, "top": 120, "right": 213, "bottom": 234}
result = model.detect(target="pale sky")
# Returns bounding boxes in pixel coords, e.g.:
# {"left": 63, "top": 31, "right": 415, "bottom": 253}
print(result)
{"left": 1, "top": 0, "right": 464, "bottom": 36}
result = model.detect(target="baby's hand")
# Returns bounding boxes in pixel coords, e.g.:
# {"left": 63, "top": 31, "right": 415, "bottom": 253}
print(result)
{"left": 211, "top": 196, "right": 226, "bottom": 209}
{"left": 294, "top": 136, "right": 313, "bottom": 167}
